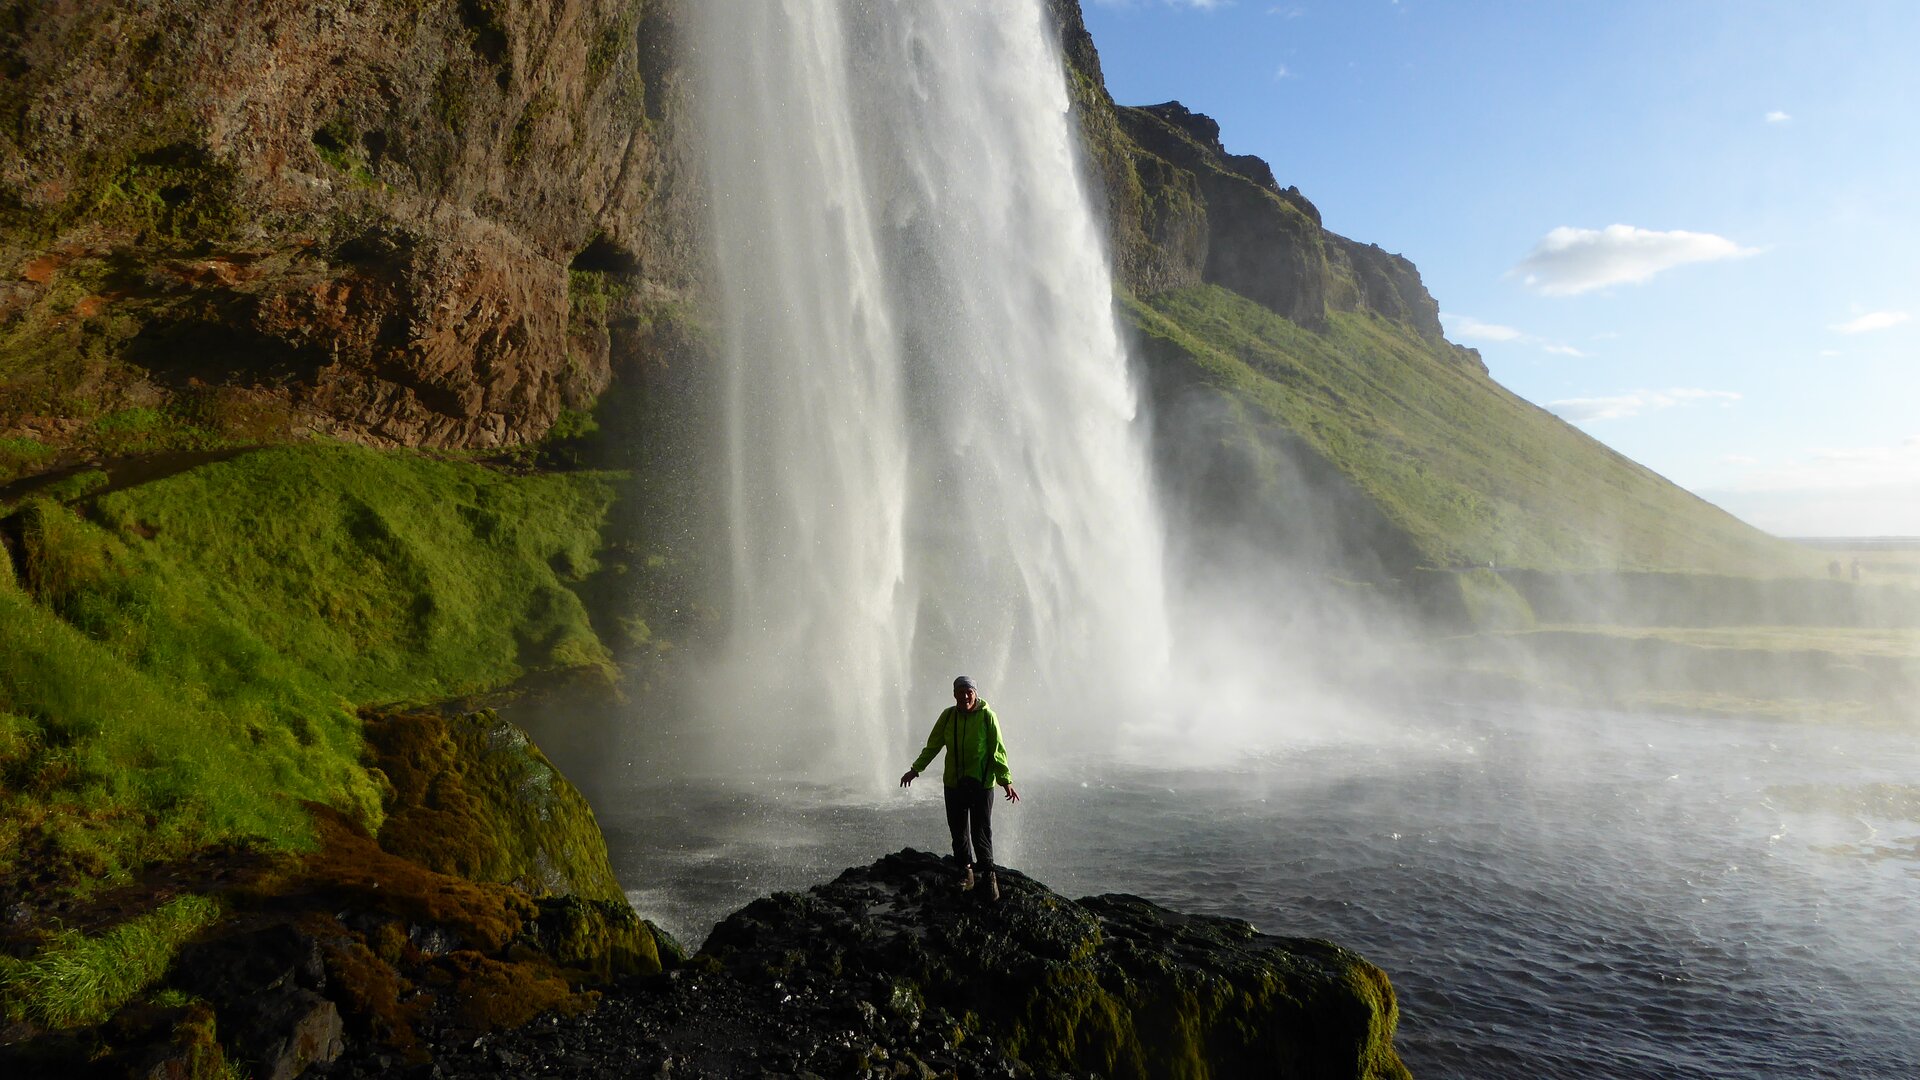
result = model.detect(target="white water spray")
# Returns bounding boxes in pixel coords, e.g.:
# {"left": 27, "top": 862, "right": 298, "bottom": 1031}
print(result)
{"left": 693, "top": 0, "right": 1171, "bottom": 783}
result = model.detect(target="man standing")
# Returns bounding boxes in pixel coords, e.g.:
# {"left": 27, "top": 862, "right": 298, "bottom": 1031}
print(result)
{"left": 900, "top": 675, "right": 1020, "bottom": 899}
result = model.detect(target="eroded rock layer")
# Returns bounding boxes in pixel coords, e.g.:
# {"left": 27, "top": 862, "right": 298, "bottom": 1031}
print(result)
{"left": 0, "top": 0, "right": 701, "bottom": 449}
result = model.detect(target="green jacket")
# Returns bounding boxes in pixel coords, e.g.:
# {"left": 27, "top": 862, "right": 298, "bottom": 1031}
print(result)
{"left": 910, "top": 701, "right": 1012, "bottom": 788}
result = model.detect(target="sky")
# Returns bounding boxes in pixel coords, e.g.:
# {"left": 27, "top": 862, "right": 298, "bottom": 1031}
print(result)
{"left": 1081, "top": 0, "right": 1920, "bottom": 537}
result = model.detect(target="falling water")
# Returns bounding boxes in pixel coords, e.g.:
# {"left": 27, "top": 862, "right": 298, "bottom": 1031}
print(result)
{"left": 692, "top": 0, "right": 1171, "bottom": 783}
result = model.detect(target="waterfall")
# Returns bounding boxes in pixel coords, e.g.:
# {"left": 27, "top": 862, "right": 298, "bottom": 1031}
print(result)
{"left": 693, "top": 0, "right": 1171, "bottom": 784}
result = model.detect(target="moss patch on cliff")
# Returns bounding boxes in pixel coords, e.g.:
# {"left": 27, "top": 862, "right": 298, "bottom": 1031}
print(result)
{"left": 0, "top": 444, "right": 621, "bottom": 900}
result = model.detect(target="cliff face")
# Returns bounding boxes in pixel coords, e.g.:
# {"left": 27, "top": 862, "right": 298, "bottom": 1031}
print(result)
{"left": 0, "top": 0, "right": 700, "bottom": 450}
{"left": 3, "top": 0, "right": 1473, "bottom": 456}
{"left": 1046, "top": 0, "right": 1478, "bottom": 370}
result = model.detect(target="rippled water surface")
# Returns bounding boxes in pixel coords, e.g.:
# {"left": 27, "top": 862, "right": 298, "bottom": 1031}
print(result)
{"left": 596, "top": 706, "right": 1920, "bottom": 1079}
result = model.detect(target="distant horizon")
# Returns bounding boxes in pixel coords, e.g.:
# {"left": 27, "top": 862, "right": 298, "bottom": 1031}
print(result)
{"left": 1784, "top": 536, "right": 1920, "bottom": 541}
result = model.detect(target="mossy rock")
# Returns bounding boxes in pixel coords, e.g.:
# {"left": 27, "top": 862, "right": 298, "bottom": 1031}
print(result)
{"left": 364, "top": 707, "right": 625, "bottom": 905}
{"left": 528, "top": 894, "right": 669, "bottom": 981}
{"left": 701, "top": 849, "right": 1409, "bottom": 1079}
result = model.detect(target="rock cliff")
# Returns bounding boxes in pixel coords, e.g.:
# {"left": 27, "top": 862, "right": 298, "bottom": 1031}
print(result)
{"left": 1046, "top": 0, "right": 1480, "bottom": 372}
{"left": 0, "top": 0, "right": 702, "bottom": 451}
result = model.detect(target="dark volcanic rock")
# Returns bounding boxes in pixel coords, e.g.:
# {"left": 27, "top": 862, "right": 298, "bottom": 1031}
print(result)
{"left": 319, "top": 848, "right": 1410, "bottom": 1079}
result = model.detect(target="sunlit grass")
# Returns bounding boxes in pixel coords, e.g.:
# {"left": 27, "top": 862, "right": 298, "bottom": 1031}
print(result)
{"left": 0, "top": 444, "right": 620, "bottom": 893}
{"left": 1128, "top": 285, "right": 1821, "bottom": 576}
{"left": 0, "top": 893, "right": 221, "bottom": 1028}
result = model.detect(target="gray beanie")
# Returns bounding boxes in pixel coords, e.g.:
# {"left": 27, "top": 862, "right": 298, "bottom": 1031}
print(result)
{"left": 953, "top": 675, "right": 976, "bottom": 692}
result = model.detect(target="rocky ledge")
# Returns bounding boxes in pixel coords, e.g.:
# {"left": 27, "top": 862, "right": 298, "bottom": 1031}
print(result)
{"left": 319, "top": 848, "right": 1410, "bottom": 1079}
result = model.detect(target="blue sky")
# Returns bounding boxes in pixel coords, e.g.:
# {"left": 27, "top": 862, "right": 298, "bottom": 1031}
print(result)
{"left": 1082, "top": 0, "right": 1920, "bottom": 536}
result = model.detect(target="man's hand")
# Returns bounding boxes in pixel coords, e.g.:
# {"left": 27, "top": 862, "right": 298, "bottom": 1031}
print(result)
{"left": 900, "top": 770, "right": 918, "bottom": 788}
{"left": 1002, "top": 783, "right": 1020, "bottom": 803}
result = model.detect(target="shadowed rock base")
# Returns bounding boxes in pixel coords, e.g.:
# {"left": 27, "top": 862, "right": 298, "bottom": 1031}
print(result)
{"left": 318, "top": 848, "right": 1410, "bottom": 1079}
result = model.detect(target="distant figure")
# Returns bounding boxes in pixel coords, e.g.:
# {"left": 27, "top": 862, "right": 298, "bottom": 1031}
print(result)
{"left": 1851, "top": 558, "right": 1861, "bottom": 581}
{"left": 900, "top": 675, "right": 1019, "bottom": 900}
{"left": 1829, "top": 559, "right": 1844, "bottom": 579}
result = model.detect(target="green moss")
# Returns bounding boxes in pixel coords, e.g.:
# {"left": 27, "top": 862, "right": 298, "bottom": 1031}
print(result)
{"left": 431, "top": 64, "right": 473, "bottom": 132}
{"left": 91, "top": 143, "right": 247, "bottom": 243}
{"left": 0, "top": 445, "right": 621, "bottom": 897}
{"left": 0, "top": 435, "right": 54, "bottom": 484}
{"left": 82, "top": 444, "right": 618, "bottom": 697}
{"left": 547, "top": 407, "right": 598, "bottom": 445}
{"left": 33, "top": 468, "right": 109, "bottom": 503}
{"left": 529, "top": 894, "right": 663, "bottom": 980}
{"left": 584, "top": 10, "right": 637, "bottom": 92}
{"left": 0, "top": 893, "right": 221, "bottom": 1028}
{"left": 507, "top": 91, "right": 556, "bottom": 165}
{"left": 365, "top": 708, "right": 625, "bottom": 903}
{"left": 311, "top": 118, "right": 379, "bottom": 188}
{"left": 86, "top": 407, "right": 224, "bottom": 457}
{"left": 567, "top": 267, "right": 627, "bottom": 323}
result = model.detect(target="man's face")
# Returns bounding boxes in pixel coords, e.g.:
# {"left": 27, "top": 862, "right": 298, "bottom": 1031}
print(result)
{"left": 954, "top": 686, "right": 978, "bottom": 711}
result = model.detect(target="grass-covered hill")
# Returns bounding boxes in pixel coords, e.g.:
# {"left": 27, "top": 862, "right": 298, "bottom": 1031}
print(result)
{"left": 0, "top": 445, "right": 682, "bottom": 1053}
{"left": 0, "top": 444, "right": 631, "bottom": 892}
{"left": 1128, "top": 284, "right": 1819, "bottom": 577}
{"left": 1043, "top": 0, "right": 1917, "bottom": 720}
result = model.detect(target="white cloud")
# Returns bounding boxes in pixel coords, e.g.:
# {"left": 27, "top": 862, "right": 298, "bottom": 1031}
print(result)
{"left": 1548, "top": 387, "right": 1741, "bottom": 424}
{"left": 1828, "top": 311, "right": 1910, "bottom": 334}
{"left": 1440, "top": 312, "right": 1522, "bottom": 342}
{"left": 1819, "top": 348, "right": 1842, "bottom": 358}
{"left": 1273, "top": 63, "right": 1294, "bottom": 80}
{"left": 1513, "top": 224, "right": 1760, "bottom": 296}
{"left": 1440, "top": 312, "right": 1591, "bottom": 357}
{"left": 1720, "top": 454, "right": 1759, "bottom": 465}
{"left": 1765, "top": 110, "right": 1792, "bottom": 124}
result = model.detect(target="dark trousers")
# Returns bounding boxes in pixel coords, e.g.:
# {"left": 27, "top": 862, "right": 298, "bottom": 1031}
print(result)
{"left": 943, "top": 781, "right": 993, "bottom": 871}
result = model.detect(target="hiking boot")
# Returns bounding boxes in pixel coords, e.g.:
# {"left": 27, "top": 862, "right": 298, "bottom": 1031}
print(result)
{"left": 960, "top": 868, "right": 976, "bottom": 892}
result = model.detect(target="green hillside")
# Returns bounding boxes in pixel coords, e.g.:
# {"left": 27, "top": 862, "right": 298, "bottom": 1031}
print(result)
{"left": 1127, "top": 284, "right": 1819, "bottom": 577}
{"left": 0, "top": 445, "right": 620, "bottom": 896}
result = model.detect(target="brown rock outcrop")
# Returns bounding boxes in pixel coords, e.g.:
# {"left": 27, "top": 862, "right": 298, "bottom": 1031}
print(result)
{"left": 0, "top": 0, "right": 702, "bottom": 449}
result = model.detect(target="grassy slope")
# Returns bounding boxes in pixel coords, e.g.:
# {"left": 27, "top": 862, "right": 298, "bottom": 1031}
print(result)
{"left": 0, "top": 444, "right": 619, "bottom": 894}
{"left": 1128, "top": 284, "right": 1818, "bottom": 576}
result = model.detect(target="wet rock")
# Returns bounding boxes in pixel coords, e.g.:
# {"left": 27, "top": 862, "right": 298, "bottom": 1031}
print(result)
{"left": 319, "top": 848, "right": 1409, "bottom": 1079}
{"left": 230, "top": 988, "right": 345, "bottom": 1080}
{"left": 170, "top": 921, "right": 326, "bottom": 1005}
